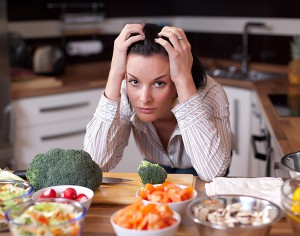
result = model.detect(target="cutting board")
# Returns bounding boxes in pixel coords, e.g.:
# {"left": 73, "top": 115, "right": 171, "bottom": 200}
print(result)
{"left": 93, "top": 172, "right": 195, "bottom": 205}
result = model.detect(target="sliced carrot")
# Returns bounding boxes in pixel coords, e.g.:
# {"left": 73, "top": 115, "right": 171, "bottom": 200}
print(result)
{"left": 140, "top": 184, "right": 155, "bottom": 200}
{"left": 113, "top": 199, "right": 177, "bottom": 230}
{"left": 167, "top": 189, "right": 182, "bottom": 202}
{"left": 156, "top": 181, "right": 173, "bottom": 191}
{"left": 148, "top": 191, "right": 170, "bottom": 203}
{"left": 38, "top": 215, "right": 48, "bottom": 225}
{"left": 139, "top": 181, "right": 195, "bottom": 203}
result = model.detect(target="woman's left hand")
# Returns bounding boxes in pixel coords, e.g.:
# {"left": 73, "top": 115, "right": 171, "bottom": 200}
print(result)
{"left": 155, "top": 26, "right": 197, "bottom": 102}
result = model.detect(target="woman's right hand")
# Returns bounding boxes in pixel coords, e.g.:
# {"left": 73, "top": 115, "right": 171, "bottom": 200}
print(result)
{"left": 105, "top": 24, "right": 144, "bottom": 100}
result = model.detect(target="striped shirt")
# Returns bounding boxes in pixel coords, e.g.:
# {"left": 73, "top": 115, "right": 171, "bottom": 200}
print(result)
{"left": 84, "top": 76, "right": 231, "bottom": 182}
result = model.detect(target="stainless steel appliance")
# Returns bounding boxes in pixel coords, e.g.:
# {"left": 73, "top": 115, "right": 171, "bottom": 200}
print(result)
{"left": 280, "top": 151, "right": 300, "bottom": 178}
{"left": 0, "top": 0, "right": 14, "bottom": 169}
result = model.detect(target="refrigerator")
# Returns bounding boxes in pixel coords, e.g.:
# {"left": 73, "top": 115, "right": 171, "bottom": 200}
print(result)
{"left": 0, "top": 0, "right": 14, "bottom": 169}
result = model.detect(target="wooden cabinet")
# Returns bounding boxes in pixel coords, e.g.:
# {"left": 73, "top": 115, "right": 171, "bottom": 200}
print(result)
{"left": 13, "top": 88, "right": 103, "bottom": 169}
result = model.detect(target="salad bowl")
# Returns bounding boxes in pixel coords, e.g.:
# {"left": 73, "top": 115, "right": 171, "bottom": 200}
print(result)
{"left": 5, "top": 198, "right": 87, "bottom": 236}
{"left": 0, "top": 180, "right": 34, "bottom": 231}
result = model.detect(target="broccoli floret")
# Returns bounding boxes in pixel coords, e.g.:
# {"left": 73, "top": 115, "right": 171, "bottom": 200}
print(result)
{"left": 26, "top": 148, "right": 102, "bottom": 191}
{"left": 137, "top": 160, "right": 167, "bottom": 185}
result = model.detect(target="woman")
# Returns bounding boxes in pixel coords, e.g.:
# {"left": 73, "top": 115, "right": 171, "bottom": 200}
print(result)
{"left": 84, "top": 23, "right": 231, "bottom": 181}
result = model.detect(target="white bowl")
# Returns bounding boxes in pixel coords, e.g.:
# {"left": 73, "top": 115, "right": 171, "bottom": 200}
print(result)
{"left": 111, "top": 209, "right": 181, "bottom": 236}
{"left": 136, "top": 184, "right": 197, "bottom": 215}
{"left": 32, "top": 185, "right": 94, "bottom": 209}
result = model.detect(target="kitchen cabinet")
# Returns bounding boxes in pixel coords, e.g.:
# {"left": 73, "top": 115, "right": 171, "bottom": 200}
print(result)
{"left": 225, "top": 88, "right": 280, "bottom": 178}
{"left": 251, "top": 92, "right": 284, "bottom": 178}
{"left": 13, "top": 88, "right": 141, "bottom": 171}
{"left": 248, "top": 92, "right": 269, "bottom": 177}
{"left": 13, "top": 89, "right": 103, "bottom": 169}
{"left": 223, "top": 86, "right": 253, "bottom": 177}
{"left": 270, "top": 134, "right": 285, "bottom": 177}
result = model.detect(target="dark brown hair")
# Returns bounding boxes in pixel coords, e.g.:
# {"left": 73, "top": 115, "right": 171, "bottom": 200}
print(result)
{"left": 127, "top": 23, "right": 207, "bottom": 89}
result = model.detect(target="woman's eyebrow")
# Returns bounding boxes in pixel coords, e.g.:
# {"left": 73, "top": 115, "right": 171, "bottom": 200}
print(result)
{"left": 127, "top": 73, "right": 138, "bottom": 79}
{"left": 127, "top": 72, "right": 167, "bottom": 81}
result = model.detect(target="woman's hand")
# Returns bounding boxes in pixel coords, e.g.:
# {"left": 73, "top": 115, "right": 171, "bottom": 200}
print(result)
{"left": 105, "top": 24, "right": 145, "bottom": 101}
{"left": 155, "top": 26, "right": 197, "bottom": 103}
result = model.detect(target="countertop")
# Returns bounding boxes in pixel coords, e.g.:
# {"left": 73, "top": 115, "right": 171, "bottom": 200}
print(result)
{"left": 11, "top": 60, "right": 300, "bottom": 157}
{"left": 254, "top": 79, "right": 300, "bottom": 156}
{"left": 1, "top": 174, "right": 294, "bottom": 236}
{"left": 81, "top": 176, "right": 295, "bottom": 235}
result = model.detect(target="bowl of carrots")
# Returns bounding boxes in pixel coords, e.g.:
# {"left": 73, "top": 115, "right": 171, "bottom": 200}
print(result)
{"left": 111, "top": 199, "right": 181, "bottom": 236}
{"left": 136, "top": 181, "right": 197, "bottom": 215}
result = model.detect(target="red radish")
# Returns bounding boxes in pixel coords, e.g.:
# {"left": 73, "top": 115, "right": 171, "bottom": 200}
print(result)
{"left": 62, "top": 187, "right": 77, "bottom": 199}
{"left": 76, "top": 193, "right": 88, "bottom": 202}
{"left": 40, "top": 188, "right": 57, "bottom": 198}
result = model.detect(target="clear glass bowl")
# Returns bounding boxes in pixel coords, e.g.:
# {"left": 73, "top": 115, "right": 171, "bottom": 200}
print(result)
{"left": 5, "top": 198, "right": 87, "bottom": 236}
{"left": 0, "top": 180, "right": 34, "bottom": 231}
{"left": 281, "top": 177, "right": 300, "bottom": 234}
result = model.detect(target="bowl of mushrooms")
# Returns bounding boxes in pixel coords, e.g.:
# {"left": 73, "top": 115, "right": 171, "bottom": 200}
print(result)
{"left": 186, "top": 195, "right": 282, "bottom": 236}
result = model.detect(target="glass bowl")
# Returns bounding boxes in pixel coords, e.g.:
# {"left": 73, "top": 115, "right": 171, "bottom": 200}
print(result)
{"left": 281, "top": 177, "right": 300, "bottom": 234}
{"left": 5, "top": 197, "right": 87, "bottom": 236}
{"left": 0, "top": 180, "right": 34, "bottom": 231}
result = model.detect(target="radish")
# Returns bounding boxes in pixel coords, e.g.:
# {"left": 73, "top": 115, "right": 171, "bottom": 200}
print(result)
{"left": 76, "top": 193, "right": 88, "bottom": 202}
{"left": 62, "top": 187, "right": 77, "bottom": 200}
{"left": 40, "top": 188, "right": 57, "bottom": 198}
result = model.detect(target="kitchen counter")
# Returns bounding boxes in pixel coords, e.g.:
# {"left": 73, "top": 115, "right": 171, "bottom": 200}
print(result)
{"left": 81, "top": 176, "right": 294, "bottom": 236}
{"left": 11, "top": 60, "right": 300, "bottom": 157}
{"left": 254, "top": 78, "right": 300, "bottom": 156}
{"left": 11, "top": 61, "right": 111, "bottom": 100}
{"left": 1, "top": 174, "right": 294, "bottom": 236}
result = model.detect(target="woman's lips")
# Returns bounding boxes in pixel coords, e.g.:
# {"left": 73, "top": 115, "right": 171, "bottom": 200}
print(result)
{"left": 138, "top": 107, "right": 155, "bottom": 114}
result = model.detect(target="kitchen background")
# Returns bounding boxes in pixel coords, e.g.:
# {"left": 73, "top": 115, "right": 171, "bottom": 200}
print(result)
{"left": 1, "top": 0, "right": 299, "bottom": 175}
{"left": 6, "top": 0, "right": 300, "bottom": 68}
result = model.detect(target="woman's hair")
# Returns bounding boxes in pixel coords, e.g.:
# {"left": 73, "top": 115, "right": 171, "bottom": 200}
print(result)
{"left": 127, "top": 23, "right": 207, "bottom": 89}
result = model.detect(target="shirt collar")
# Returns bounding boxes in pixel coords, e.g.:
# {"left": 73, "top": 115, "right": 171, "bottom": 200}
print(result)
{"left": 130, "top": 113, "right": 181, "bottom": 137}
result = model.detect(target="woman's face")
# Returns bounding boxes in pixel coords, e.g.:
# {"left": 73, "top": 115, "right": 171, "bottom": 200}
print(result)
{"left": 126, "top": 54, "right": 177, "bottom": 123}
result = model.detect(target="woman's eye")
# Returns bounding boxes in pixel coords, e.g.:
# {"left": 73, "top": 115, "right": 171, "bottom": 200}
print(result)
{"left": 154, "top": 81, "right": 166, "bottom": 87}
{"left": 128, "top": 79, "right": 139, "bottom": 86}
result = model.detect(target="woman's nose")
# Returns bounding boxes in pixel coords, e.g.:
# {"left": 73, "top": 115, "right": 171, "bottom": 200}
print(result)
{"left": 139, "top": 88, "right": 153, "bottom": 104}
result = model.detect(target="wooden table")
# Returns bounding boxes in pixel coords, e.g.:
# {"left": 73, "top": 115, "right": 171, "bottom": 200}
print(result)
{"left": 0, "top": 176, "right": 295, "bottom": 236}
{"left": 81, "top": 176, "right": 295, "bottom": 236}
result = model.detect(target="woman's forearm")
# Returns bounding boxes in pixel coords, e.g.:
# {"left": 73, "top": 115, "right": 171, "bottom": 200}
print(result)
{"left": 84, "top": 97, "right": 131, "bottom": 171}
{"left": 173, "top": 84, "right": 232, "bottom": 181}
